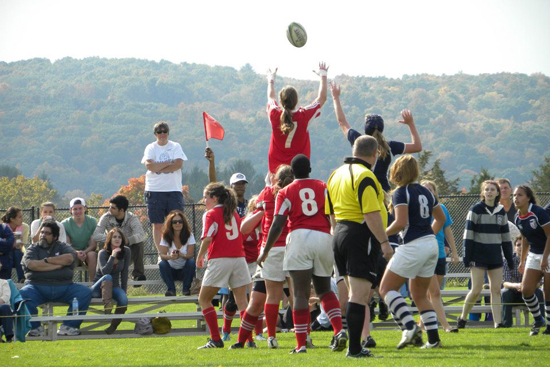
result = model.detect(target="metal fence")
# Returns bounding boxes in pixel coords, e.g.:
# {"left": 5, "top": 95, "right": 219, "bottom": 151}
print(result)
{"left": 3, "top": 193, "right": 549, "bottom": 293}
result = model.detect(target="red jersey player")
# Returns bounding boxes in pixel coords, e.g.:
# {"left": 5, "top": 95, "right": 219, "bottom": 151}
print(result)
{"left": 259, "top": 154, "right": 347, "bottom": 354}
{"left": 196, "top": 183, "right": 251, "bottom": 349}
{"left": 266, "top": 62, "right": 329, "bottom": 174}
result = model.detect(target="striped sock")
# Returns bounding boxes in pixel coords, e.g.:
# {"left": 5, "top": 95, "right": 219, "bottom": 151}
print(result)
{"left": 385, "top": 290, "right": 415, "bottom": 330}
{"left": 545, "top": 301, "right": 550, "bottom": 325}
{"left": 420, "top": 310, "right": 440, "bottom": 344}
{"left": 237, "top": 311, "right": 258, "bottom": 344}
{"left": 392, "top": 313, "right": 405, "bottom": 330}
{"left": 222, "top": 305, "right": 236, "bottom": 334}
{"left": 255, "top": 312, "right": 265, "bottom": 336}
{"left": 202, "top": 306, "right": 221, "bottom": 341}
{"left": 293, "top": 308, "right": 309, "bottom": 348}
{"left": 320, "top": 292, "right": 343, "bottom": 334}
{"left": 523, "top": 294, "right": 542, "bottom": 320}
{"left": 264, "top": 303, "right": 279, "bottom": 338}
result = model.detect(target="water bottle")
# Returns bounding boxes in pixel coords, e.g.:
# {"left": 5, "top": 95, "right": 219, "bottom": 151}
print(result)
{"left": 72, "top": 297, "right": 79, "bottom": 316}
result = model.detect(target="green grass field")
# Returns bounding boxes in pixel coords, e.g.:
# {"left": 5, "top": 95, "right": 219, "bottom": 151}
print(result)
{"left": 2, "top": 327, "right": 548, "bottom": 367}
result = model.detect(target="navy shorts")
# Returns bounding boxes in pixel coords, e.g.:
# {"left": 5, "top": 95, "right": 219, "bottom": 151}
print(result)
{"left": 145, "top": 191, "right": 184, "bottom": 224}
{"left": 434, "top": 257, "right": 447, "bottom": 276}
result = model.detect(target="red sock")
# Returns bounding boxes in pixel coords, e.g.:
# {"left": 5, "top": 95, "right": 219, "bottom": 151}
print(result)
{"left": 237, "top": 311, "right": 259, "bottom": 344}
{"left": 255, "top": 312, "right": 264, "bottom": 336}
{"left": 202, "top": 306, "right": 221, "bottom": 341}
{"left": 307, "top": 311, "right": 311, "bottom": 334}
{"left": 321, "top": 292, "right": 343, "bottom": 334}
{"left": 293, "top": 308, "right": 309, "bottom": 349}
{"left": 222, "top": 305, "right": 236, "bottom": 334}
{"left": 264, "top": 303, "right": 279, "bottom": 338}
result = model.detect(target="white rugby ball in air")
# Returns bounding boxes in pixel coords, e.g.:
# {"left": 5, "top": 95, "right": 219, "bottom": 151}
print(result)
{"left": 287, "top": 22, "right": 307, "bottom": 48}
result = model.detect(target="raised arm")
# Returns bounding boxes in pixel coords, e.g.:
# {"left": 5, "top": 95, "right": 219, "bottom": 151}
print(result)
{"left": 313, "top": 62, "right": 329, "bottom": 107}
{"left": 205, "top": 147, "right": 217, "bottom": 183}
{"left": 330, "top": 82, "right": 351, "bottom": 136}
{"left": 267, "top": 68, "right": 278, "bottom": 101}
{"left": 399, "top": 109, "right": 422, "bottom": 153}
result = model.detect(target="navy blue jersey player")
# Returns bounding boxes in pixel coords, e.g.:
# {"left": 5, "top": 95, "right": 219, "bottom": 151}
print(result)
{"left": 513, "top": 185, "right": 550, "bottom": 336}
{"left": 379, "top": 155, "right": 446, "bottom": 350}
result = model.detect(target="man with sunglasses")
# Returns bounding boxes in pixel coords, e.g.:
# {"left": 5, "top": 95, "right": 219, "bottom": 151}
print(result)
{"left": 141, "top": 121, "right": 188, "bottom": 254}
{"left": 20, "top": 221, "right": 92, "bottom": 337}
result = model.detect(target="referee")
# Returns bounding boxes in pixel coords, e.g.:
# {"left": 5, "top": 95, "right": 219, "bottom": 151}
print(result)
{"left": 326, "top": 135, "right": 393, "bottom": 358}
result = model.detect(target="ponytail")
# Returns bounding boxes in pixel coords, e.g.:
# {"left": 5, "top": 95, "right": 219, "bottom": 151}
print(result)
{"left": 273, "top": 165, "right": 294, "bottom": 196}
{"left": 279, "top": 86, "right": 298, "bottom": 135}
{"left": 204, "top": 182, "right": 238, "bottom": 224}
{"left": 371, "top": 130, "right": 389, "bottom": 160}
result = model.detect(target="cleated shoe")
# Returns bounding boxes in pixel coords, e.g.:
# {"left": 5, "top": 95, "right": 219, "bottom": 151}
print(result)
{"left": 361, "top": 335, "right": 376, "bottom": 348}
{"left": 397, "top": 324, "right": 420, "bottom": 349}
{"left": 267, "top": 336, "right": 279, "bottom": 349}
{"left": 331, "top": 330, "right": 348, "bottom": 352}
{"left": 228, "top": 342, "right": 244, "bottom": 350}
{"left": 306, "top": 334, "right": 315, "bottom": 348}
{"left": 530, "top": 319, "right": 546, "bottom": 336}
{"left": 378, "top": 300, "right": 389, "bottom": 321}
{"left": 198, "top": 338, "right": 224, "bottom": 349}
{"left": 246, "top": 341, "right": 258, "bottom": 348}
{"left": 290, "top": 346, "right": 307, "bottom": 354}
{"left": 412, "top": 327, "right": 424, "bottom": 347}
{"left": 255, "top": 333, "right": 267, "bottom": 341}
{"left": 347, "top": 348, "right": 376, "bottom": 358}
{"left": 421, "top": 340, "right": 442, "bottom": 349}
{"left": 457, "top": 318, "right": 467, "bottom": 329}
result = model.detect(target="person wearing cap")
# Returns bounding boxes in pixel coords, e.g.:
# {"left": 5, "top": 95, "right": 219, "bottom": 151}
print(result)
{"left": 61, "top": 198, "right": 98, "bottom": 280}
{"left": 330, "top": 83, "right": 422, "bottom": 192}
{"left": 142, "top": 121, "right": 187, "bottom": 253}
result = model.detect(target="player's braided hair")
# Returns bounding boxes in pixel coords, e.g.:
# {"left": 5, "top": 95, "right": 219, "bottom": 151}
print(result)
{"left": 204, "top": 182, "right": 238, "bottom": 224}
{"left": 279, "top": 86, "right": 298, "bottom": 135}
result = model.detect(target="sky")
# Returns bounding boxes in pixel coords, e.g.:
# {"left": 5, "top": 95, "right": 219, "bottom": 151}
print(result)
{"left": 1, "top": 0, "right": 549, "bottom": 80}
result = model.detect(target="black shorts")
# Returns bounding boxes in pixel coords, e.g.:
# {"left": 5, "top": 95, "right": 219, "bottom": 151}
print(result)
{"left": 252, "top": 280, "right": 266, "bottom": 294}
{"left": 374, "top": 253, "right": 388, "bottom": 288}
{"left": 469, "top": 261, "right": 503, "bottom": 271}
{"left": 333, "top": 221, "right": 381, "bottom": 285}
{"left": 434, "top": 257, "right": 447, "bottom": 276}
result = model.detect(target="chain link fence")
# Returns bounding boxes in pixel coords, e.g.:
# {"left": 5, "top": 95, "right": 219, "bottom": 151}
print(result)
{"left": 3, "top": 193, "right": 549, "bottom": 293}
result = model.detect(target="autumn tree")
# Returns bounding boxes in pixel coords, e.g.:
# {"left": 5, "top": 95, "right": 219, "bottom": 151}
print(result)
{"left": 0, "top": 175, "right": 58, "bottom": 208}
{"left": 530, "top": 156, "right": 550, "bottom": 192}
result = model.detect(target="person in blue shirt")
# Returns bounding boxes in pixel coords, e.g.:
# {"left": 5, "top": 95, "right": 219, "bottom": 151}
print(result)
{"left": 379, "top": 155, "right": 446, "bottom": 349}
{"left": 513, "top": 185, "right": 550, "bottom": 336}
{"left": 330, "top": 83, "right": 422, "bottom": 192}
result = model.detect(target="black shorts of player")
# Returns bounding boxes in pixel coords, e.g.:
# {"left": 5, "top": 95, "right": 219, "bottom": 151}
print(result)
{"left": 253, "top": 280, "right": 266, "bottom": 294}
{"left": 434, "top": 257, "right": 447, "bottom": 276}
{"left": 333, "top": 221, "right": 381, "bottom": 285}
{"left": 469, "top": 261, "right": 503, "bottom": 271}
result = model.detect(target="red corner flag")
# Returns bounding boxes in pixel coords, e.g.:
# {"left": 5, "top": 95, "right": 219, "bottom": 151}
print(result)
{"left": 203, "top": 111, "right": 225, "bottom": 141}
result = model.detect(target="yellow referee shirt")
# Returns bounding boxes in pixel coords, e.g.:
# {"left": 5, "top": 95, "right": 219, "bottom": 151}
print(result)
{"left": 325, "top": 157, "right": 387, "bottom": 226}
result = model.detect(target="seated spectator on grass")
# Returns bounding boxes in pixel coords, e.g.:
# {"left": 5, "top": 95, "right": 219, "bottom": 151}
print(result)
{"left": 0, "top": 278, "right": 15, "bottom": 342}
{"left": 91, "top": 228, "right": 131, "bottom": 334}
{"left": 30, "top": 202, "right": 67, "bottom": 244}
{"left": 158, "top": 210, "right": 196, "bottom": 297}
{"left": 501, "top": 236, "right": 544, "bottom": 327}
{"left": 20, "top": 221, "right": 92, "bottom": 337}
{"left": 92, "top": 195, "right": 146, "bottom": 284}
{"left": 2, "top": 207, "right": 30, "bottom": 282}
{"left": 0, "top": 222, "right": 14, "bottom": 280}
{"left": 61, "top": 198, "right": 98, "bottom": 280}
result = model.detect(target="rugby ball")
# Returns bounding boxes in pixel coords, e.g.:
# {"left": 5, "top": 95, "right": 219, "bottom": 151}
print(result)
{"left": 287, "top": 22, "right": 307, "bottom": 48}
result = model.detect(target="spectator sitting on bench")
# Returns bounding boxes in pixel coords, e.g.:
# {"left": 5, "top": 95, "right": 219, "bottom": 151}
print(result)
{"left": 158, "top": 210, "right": 196, "bottom": 297}
{"left": 0, "top": 278, "right": 15, "bottom": 342}
{"left": 20, "top": 221, "right": 92, "bottom": 337}
{"left": 91, "top": 228, "right": 131, "bottom": 334}
{"left": 92, "top": 195, "right": 146, "bottom": 285}
{"left": 501, "top": 235, "right": 544, "bottom": 327}
{"left": 61, "top": 198, "right": 98, "bottom": 281}
{"left": 30, "top": 202, "right": 67, "bottom": 244}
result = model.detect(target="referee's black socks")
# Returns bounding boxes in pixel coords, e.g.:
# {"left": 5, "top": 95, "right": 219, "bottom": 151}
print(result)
{"left": 346, "top": 302, "right": 366, "bottom": 354}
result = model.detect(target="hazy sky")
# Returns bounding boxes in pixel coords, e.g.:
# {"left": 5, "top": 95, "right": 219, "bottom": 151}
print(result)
{"left": 1, "top": 0, "right": 549, "bottom": 80}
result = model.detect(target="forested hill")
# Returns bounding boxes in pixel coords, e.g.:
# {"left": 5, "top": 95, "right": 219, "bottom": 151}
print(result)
{"left": 0, "top": 57, "right": 549, "bottom": 200}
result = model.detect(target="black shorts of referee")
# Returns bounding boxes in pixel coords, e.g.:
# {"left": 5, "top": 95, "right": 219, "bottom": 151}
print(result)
{"left": 333, "top": 221, "right": 381, "bottom": 286}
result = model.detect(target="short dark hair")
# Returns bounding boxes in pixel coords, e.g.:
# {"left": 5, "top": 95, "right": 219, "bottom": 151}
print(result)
{"left": 291, "top": 154, "right": 311, "bottom": 179}
{"left": 153, "top": 121, "right": 170, "bottom": 134}
{"left": 110, "top": 195, "right": 129, "bottom": 212}
{"left": 40, "top": 221, "right": 60, "bottom": 241}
